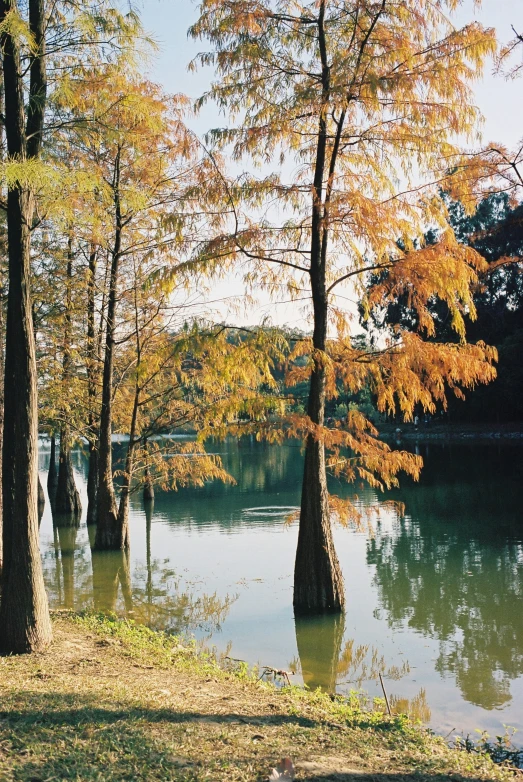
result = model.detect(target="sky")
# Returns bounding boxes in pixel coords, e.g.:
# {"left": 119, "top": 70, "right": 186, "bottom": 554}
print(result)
{"left": 137, "top": 0, "right": 523, "bottom": 146}
{"left": 130, "top": 1, "right": 523, "bottom": 328}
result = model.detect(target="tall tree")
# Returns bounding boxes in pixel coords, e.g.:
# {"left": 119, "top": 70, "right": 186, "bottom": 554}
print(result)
{"left": 0, "top": 0, "right": 53, "bottom": 653}
{"left": 0, "top": 0, "right": 145, "bottom": 653}
{"left": 191, "top": 0, "right": 498, "bottom": 614}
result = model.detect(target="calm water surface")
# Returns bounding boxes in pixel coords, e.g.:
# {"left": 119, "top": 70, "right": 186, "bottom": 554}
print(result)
{"left": 39, "top": 439, "right": 523, "bottom": 740}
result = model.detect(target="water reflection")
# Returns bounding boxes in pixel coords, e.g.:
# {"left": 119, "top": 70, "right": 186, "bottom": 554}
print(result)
{"left": 370, "top": 443, "right": 523, "bottom": 711}
{"left": 38, "top": 439, "right": 523, "bottom": 737}
{"left": 294, "top": 614, "right": 345, "bottom": 691}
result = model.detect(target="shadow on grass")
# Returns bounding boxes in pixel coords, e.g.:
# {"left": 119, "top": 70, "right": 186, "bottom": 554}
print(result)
{"left": 0, "top": 691, "right": 497, "bottom": 782}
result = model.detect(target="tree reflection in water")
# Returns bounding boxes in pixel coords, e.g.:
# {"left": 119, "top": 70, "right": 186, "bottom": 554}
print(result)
{"left": 42, "top": 499, "right": 235, "bottom": 636}
{"left": 368, "top": 443, "right": 523, "bottom": 711}
{"left": 292, "top": 613, "right": 429, "bottom": 722}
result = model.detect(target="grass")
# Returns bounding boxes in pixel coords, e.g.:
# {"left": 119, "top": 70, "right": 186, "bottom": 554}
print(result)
{"left": 0, "top": 612, "right": 517, "bottom": 781}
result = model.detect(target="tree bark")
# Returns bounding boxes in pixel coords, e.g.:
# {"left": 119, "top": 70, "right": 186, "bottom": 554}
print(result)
{"left": 55, "top": 240, "right": 81, "bottom": 516}
{"left": 47, "top": 434, "right": 58, "bottom": 503}
{"left": 116, "top": 387, "right": 139, "bottom": 543}
{"left": 0, "top": 0, "right": 52, "bottom": 653}
{"left": 293, "top": 0, "right": 344, "bottom": 615}
{"left": 143, "top": 438, "right": 154, "bottom": 500}
{"left": 95, "top": 148, "right": 128, "bottom": 550}
{"left": 55, "top": 428, "right": 81, "bottom": 516}
{"left": 86, "top": 246, "right": 99, "bottom": 525}
{"left": 0, "top": 285, "right": 4, "bottom": 571}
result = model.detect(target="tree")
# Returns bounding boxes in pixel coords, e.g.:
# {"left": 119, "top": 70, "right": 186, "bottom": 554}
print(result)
{"left": 0, "top": 0, "right": 53, "bottom": 653}
{"left": 0, "top": 0, "right": 145, "bottom": 654}
{"left": 191, "top": 0, "right": 498, "bottom": 614}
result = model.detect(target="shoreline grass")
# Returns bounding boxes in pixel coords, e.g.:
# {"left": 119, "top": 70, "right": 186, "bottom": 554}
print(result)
{"left": 0, "top": 612, "right": 517, "bottom": 781}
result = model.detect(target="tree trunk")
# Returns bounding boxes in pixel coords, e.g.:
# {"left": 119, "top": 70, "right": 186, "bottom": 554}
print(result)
{"left": 55, "top": 428, "right": 81, "bottom": 516}
{"left": 37, "top": 473, "right": 45, "bottom": 521}
{"left": 86, "top": 443, "right": 98, "bottom": 525}
{"left": 86, "top": 246, "right": 99, "bottom": 525}
{"left": 47, "top": 434, "right": 58, "bottom": 503}
{"left": 0, "top": 186, "right": 52, "bottom": 652}
{"left": 0, "top": 0, "right": 52, "bottom": 654}
{"left": 143, "top": 438, "right": 154, "bottom": 500}
{"left": 55, "top": 239, "right": 81, "bottom": 517}
{"left": 95, "top": 149, "right": 128, "bottom": 550}
{"left": 116, "top": 383, "right": 139, "bottom": 543}
{"left": 293, "top": 3, "right": 344, "bottom": 615}
{"left": 0, "top": 285, "right": 4, "bottom": 572}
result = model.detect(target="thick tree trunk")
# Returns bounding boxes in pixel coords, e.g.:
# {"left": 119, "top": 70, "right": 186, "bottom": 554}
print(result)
{"left": 95, "top": 152, "right": 128, "bottom": 550}
{"left": 294, "top": 250, "right": 344, "bottom": 614}
{"left": 47, "top": 434, "right": 58, "bottom": 502}
{"left": 55, "top": 428, "right": 81, "bottom": 516}
{"left": 0, "top": 186, "right": 52, "bottom": 652}
{"left": 0, "top": 0, "right": 52, "bottom": 653}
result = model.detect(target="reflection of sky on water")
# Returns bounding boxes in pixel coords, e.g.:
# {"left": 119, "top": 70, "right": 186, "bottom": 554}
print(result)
{"left": 38, "top": 439, "right": 523, "bottom": 740}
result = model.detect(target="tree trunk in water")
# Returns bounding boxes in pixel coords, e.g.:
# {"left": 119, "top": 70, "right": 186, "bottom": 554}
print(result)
{"left": 293, "top": 13, "right": 344, "bottom": 615}
{"left": 95, "top": 151, "right": 127, "bottom": 550}
{"left": 293, "top": 290, "right": 344, "bottom": 614}
{"left": 86, "top": 247, "right": 98, "bottom": 525}
{"left": 55, "top": 429, "right": 81, "bottom": 516}
{"left": 86, "top": 443, "right": 98, "bottom": 525}
{"left": 47, "top": 434, "right": 58, "bottom": 503}
{"left": 116, "top": 385, "right": 139, "bottom": 546}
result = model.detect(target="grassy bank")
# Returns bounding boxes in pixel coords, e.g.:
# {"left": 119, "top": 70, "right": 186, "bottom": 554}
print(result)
{"left": 0, "top": 613, "right": 516, "bottom": 781}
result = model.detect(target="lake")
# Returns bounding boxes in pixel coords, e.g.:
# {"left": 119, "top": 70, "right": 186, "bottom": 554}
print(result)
{"left": 39, "top": 438, "right": 523, "bottom": 741}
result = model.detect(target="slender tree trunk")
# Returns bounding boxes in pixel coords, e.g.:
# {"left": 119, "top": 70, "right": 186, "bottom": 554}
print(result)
{"left": 55, "top": 240, "right": 81, "bottom": 516}
{"left": 55, "top": 428, "right": 81, "bottom": 516}
{"left": 143, "top": 437, "right": 154, "bottom": 501}
{"left": 116, "top": 388, "right": 139, "bottom": 543}
{"left": 95, "top": 149, "right": 128, "bottom": 550}
{"left": 0, "top": 0, "right": 52, "bottom": 653}
{"left": 294, "top": 2, "right": 344, "bottom": 615}
{"left": 37, "top": 473, "right": 45, "bottom": 521}
{"left": 86, "top": 246, "right": 99, "bottom": 525}
{"left": 47, "top": 434, "right": 58, "bottom": 502}
{"left": 0, "top": 285, "right": 4, "bottom": 571}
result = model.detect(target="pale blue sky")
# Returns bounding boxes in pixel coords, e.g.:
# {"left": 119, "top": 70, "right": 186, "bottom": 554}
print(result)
{"left": 133, "top": 1, "right": 523, "bottom": 327}
{"left": 137, "top": 0, "right": 523, "bottom": 148}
